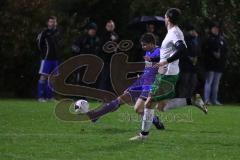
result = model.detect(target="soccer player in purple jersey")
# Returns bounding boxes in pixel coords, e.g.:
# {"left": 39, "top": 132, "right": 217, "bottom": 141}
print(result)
{"left": 87, "top": 33, "right": 164, "bottom": 129}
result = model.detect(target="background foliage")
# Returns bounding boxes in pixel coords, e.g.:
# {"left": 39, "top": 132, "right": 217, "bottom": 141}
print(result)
{"left": 0, "top": 0, "right": 239, "bottom": 102}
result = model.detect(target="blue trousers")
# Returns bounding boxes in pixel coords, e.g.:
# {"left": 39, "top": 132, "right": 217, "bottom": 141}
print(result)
{"left": 204, "top": 71, "right": 222, "bottom": 104}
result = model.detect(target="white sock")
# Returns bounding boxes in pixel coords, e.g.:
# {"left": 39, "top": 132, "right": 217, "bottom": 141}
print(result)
{"left": 141, "top": 108, "right": 154, "bottom": 132}
{"left": 163, "top": 98, "right": 187, "bottom": 112}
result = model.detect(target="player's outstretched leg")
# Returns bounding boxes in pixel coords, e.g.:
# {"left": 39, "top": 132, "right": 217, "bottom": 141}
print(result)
{"left": 87, "top": 92, "right": 132, "bottom": 121}
{"left": 87, "top": 98, "right": 121, "bottom": 122}
{"left": 191, "top": 94, "right": 208, "bottom": 114}
{"left": 157, "top": 94, "right": 207, "bottom": 114}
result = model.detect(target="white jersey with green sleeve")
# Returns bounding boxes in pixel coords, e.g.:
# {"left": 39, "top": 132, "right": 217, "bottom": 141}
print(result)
{"left": 158, "top": 26, "right": 186, "bottom": 75}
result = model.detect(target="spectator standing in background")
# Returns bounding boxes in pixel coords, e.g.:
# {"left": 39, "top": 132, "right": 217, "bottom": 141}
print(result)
{"left": 204, "top": 22, "right": 228, "bottom": 105}
{"left": 98, "top": 20, "right": 119, "bottom": 92}
{"left": 71, "top": 22, "right": 101, "bottom": 86}
{"left": 72, "top": 22, "right": 100, "bottom": 55}
{"left": 176, "top": 24, "right": 201, "bottom": 99}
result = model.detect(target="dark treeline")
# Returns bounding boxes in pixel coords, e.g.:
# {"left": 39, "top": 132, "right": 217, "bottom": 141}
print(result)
{"left": 0, "top": 0, "right": 239, "bottom": 102}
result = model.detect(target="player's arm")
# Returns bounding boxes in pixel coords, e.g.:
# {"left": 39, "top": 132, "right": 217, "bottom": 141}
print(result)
{"left": 167, "top": 40, "right": 187, "bottom": 63}
{"left": 36, "top": 30, "right": 48, "bottom": 58}
{"left": 154, "top": 40, "right": 186, "bottom": 67}
{"left": 37, "top": 31, "right": 44, "bottom": 52}
{"left": 143, "top": 56, "right": 160, "bottom": 62}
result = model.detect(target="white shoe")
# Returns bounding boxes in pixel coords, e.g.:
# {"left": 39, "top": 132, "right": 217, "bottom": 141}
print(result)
{"left": 192, "top": 94, "right": 208, "bottom": 114}
{"left": 38, "top": 98, "right": 47, "bottom": 103}
{"left": 129, "top": 133, "right": 148, "bottom": 141}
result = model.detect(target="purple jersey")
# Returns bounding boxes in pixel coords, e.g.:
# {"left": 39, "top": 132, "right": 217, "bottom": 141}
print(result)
{"left": 128, "top": 47, "right": 160, "bottom": 101}
{"left": 143, "top": 47, "right": 160, "bottom": 76}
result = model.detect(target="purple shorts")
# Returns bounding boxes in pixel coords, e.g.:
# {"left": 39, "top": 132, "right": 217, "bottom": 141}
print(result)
{"left": 127, "top": 67, "right": 157, "bottom": 102}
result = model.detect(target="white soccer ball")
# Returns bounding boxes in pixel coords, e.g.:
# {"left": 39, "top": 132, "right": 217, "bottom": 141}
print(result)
{"left": 74, "top": 100, "right": 89, "bottom": 113}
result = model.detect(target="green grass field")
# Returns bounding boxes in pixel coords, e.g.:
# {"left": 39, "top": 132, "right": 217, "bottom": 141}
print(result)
{"left": 0, "top": 99, "right": 240, "bottom": 160}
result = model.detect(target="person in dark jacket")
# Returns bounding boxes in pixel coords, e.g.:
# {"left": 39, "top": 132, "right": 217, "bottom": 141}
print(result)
{"left": 98, "top": 20, "right": 119, "bottom": 92}
{"left": 71, "top": 22, "right": 101, "bottom": 87}
{"left": 72, "top": 22, "right": 100, "bottom": 55}
{"left": 177, "top": 24, "right": 201, "bottom": 98}
{"left": 37, "top": 16, "right": 61, "bottom": 102}
{"left": 204, "top": 22, "right": 228, "bottom": 105}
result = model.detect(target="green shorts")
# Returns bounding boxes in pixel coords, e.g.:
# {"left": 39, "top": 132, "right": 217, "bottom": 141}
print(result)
{"left": 150, "top": 74, "right": 179, "bottom": 102}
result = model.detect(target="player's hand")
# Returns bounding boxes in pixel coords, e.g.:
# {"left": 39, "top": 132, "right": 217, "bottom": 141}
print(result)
{"left": 143, "top": 56, "right": 151, "bottom": 62}
{"left": 153, "top": 61, "right": 168, "bottom": 68}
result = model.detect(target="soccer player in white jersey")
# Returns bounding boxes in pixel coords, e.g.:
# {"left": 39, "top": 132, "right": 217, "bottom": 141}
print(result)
{"left": 130, "top": 8, "right": 207, "bottom": 140}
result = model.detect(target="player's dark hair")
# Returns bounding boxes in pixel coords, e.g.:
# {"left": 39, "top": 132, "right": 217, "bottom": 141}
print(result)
{"left": 140, "top": 33, "right": 156, "bottom": 44}
{"left": 165, "top": 8, "right": 181, "bottom": 25}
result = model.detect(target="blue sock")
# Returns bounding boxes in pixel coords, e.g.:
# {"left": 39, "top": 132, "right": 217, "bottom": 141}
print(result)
{"left": 38, "top": 80, "right": 46, "bottom": 99}
{"left": 152, "top": 115, "right": 159, "bottom": 124}
{"left": 152, "top": 115, "right": 165, "bottom": 130}
{"left": 46, "top": 82, "right": 53, "bottom": 99}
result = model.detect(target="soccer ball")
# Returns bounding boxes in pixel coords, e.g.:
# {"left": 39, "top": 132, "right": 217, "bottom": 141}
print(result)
{"left": 74, "top": 100, "right": 89, "bottom": 113}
